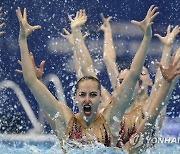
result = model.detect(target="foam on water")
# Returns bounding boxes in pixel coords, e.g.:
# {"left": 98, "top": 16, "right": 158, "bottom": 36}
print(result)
{"left": 0, "top": 139, "right": 180, "bottom": 154}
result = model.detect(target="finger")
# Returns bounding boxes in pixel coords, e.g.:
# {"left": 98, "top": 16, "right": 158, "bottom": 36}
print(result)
{"left": 32, "top": 25, "right": 41, "bottom": 31}
{"left": 150, "top": 6, "right": 158, "bottom": 17}
{"left": 100, "top": 13, "right": 105, "bottom": 20}
{"left": 0, "top": 23, "right": 5, "bottom": 28}
{"left": 75, "top": 10, "right": 79, "bottom": 19}
{"left": 173, "top": 25, "right": 180, "bottom": 35}
{"left": 79, "top": 9, "right": 83, "bottom": 18}
{"left": 60, "top": 33, "right": 66, "bottom": 38}
{"left": 68, "top": 15, "right": 73, "bottom": 21}
{"left": 15, "top": 69, "right": 23, "bottom": 73}
{"left": 156, "top": 62, "right": 163, "bottom": 70}
{"left": 40, "top": 60, "right": 45, "bottom": 70}
{"left": 63, "top": 28, "right": 70, "bottom": 35}
{"left": 148, "top": 22, "right": 154, "bottom": 27}
{"left": 16, "top": 7, "right": 23, "bottom": 22}
{"left": 150, "top": 11, "right": 159, "bottom": 22}
{"left": 131, "top": 20, "right": 139, "bottom": 26}
{"left": 23, "top": 8, "right": 27, "bottom": 21}
{"left": 154, "top": 33, "right": 162, "bottom": 40}
{"left": 0, "top": 31, "right": 5, "bottom": 35}
{"left": 83, "top": 31, "right": 89, "bottom": 38}
{"left": 166, "top": 25, "right": 171, "bottom": 34}
{"left": 147, "top": 5, "right": 155, "bottom": 15}
{"left": 82, "top": 9, "right": 86, "bottom": 18}
{"left": 30, "top": 52, "right": 36, "bottom": 67}
{"left": 82, "top": 10, "right": 87, "bottom": 20}
{"left": 17, "top": 60, "right": 22, "bottom": 66}
{"left": 107, "top": 16, "right": 112, "bottom": 21}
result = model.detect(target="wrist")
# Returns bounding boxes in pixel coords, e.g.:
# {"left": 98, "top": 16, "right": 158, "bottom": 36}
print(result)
{"left": 71, "top": 26, "right": 81, "bottom": 32}
{"left": 19, "top": 33, "right": 27, "bottom": 41}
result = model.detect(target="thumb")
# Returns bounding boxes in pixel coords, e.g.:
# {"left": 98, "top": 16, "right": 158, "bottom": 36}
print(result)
{"left": 33, "top": 25, "right": 41, "bottom": 31}
{"left": 131, "top": 20, "right": 139, "bottom": 26}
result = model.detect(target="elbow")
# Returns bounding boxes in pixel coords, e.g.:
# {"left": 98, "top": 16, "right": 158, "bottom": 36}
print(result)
{"left": 103, "top": 55, "right": 111, "bottom": 66}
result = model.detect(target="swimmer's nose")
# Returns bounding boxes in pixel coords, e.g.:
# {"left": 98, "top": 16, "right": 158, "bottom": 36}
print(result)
{"left": 84, "top": 95, "right": 91, "bottom": 104}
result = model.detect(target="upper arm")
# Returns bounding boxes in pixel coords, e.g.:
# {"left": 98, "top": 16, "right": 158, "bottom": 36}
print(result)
{"left": 103, "top": 71, "right": 138, "bottom": 131}
{"left": 28, "top": 78, "right": 73, "bottom": 127}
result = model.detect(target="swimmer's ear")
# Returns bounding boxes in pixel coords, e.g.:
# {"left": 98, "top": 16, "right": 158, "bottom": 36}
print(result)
{"left": 74, "top": 94, "right": 78, "bottom": 101}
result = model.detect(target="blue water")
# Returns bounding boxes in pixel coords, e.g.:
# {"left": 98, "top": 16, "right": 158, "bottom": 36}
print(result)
{"left": 0, "top": 117, "right": 179, "bottom": 154}
{"left": 0, "top": 139, "right": 180, "bottom": 154}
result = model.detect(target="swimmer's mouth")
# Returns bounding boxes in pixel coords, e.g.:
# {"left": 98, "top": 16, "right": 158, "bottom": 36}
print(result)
{"left": 83, "top": 105, "right": 91, "bottom": 116}
{"left": 139, "top": 79, "right": 142, "bottom": 87}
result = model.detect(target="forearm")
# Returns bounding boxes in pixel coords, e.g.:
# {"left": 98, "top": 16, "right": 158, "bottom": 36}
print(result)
{"left": 19, "top": 36, "right": 37, "bottom": 85}
{"left": 130, "top": 35, "right": 151, "bottom": 76}
{"left": 138, "top": 79, "right": 175, "bottom": 135}
{"left": 73, "top": 48, "right": 84, "bottom": 80}
{"left": 103, "top": 29, "right": 119, "bottom": 89}
{"left": 151, "top": 44, "right": 172, "bottom": 97}
{"left": 72, "top": 27, "right": 96, "bottom": 77}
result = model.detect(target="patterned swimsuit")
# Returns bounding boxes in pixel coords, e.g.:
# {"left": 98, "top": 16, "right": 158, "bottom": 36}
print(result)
{"left": 66, "top": 112, "right": 111, "bottom": 147}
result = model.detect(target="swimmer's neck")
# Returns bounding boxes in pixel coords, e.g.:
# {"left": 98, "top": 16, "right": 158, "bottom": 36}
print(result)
{"left": 126, "top": 89, "right": 148, "bottom": 113}
{"left": 78, "top": 112, "right": 100, "bottom": 128}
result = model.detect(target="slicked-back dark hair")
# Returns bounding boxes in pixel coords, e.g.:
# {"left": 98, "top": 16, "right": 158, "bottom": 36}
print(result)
{"left": 75, "top": 76, "right": 101, "bottom": 95}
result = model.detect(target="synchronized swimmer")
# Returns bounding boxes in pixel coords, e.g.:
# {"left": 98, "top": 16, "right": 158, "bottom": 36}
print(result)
{"left": 0, "top": 4, "right": 179, "bottom": 154}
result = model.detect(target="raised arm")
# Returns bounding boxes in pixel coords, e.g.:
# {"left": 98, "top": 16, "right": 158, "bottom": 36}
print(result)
{"left": 69, "top": 10, "right": 95, "bottom": 77}
{"left": 69, "top": 10, "right": 112, "bottom": 109}
{"left": 127, "top": 52, "right": 180, "bottom": 153}
{"left": 16, "top": 7, "right": 73, "bottom": 133}
{"left": 0, "top": 7, "right": 5, "bottom": 35}
{"left": 16, "top": 52, "right": 45, "bottom": 80}
{"left": 99, "top": 13, "right": 119, "bottom": 90}
{"left": 103, "top": 5, "right": 159, "bottom": 133}
{"left": 60, "top": 28, "right": 89, "bottom": 80}
{"left": 150, "top": 25, "right": 180, "bottom": 97}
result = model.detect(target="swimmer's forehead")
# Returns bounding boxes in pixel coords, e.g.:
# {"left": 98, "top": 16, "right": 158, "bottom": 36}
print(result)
{"left": 118, "top": 69, "right": 130, "bottom": 79}
{"left": 77, "top": 80, "right": 99, "bottom": 91}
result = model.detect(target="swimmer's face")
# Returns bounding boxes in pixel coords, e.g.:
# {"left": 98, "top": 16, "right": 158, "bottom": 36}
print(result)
{"left": 117, "top": 69, "right": 129, "bottom": 84}
{"left": 75, "top": 80, "right": 101, "bottom": 123}
{"left": 139, "top": 66, "right": 152, "bottom": 89}
{"left": 117, "top": 69, "right": 139, "bottom": 94}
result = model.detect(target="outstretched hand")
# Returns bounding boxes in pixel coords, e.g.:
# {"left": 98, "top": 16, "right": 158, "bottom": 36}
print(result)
{"left": 154, "top": 25, "right": 180, "bottom": 46}
{"left": 16, "top": 7, "right": 41, "bottom": 38}
{"left": 131, "top": 5, "right": 159, "bottom": 37}
{"left": 156, "top": 52, "right": 180, "bottom": 82}
{"left": 68, "top": 9, "right": 87, "bottom": 29}
{"left": 99, "top": 13, "right": 112, "bottom": 32}
{"left": 0, "top": 7, "right": 5, "bottom": 35}
{"left": 60, "top": 28, "right": 89, "bottom": 45}
{"left": 16, "top": 52, "right": 45, "bottom": 80}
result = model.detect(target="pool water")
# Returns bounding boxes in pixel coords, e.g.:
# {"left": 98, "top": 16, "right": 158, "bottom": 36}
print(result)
{"left": 0, "top": 117, "right": 179, "bottom": 154}
{"left": 0, "top": 136, "right": 179, "bottom": 154}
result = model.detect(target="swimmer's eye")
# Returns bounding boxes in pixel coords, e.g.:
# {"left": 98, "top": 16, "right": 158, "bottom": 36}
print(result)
{"left": 141, "top": 72, "right": 146, "bottom": 75}
{"left": 90, "top": 92, "right": 97, "bottom": 97}
{"left": 79, "top": 92, "right": 86, "bottom": 97}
